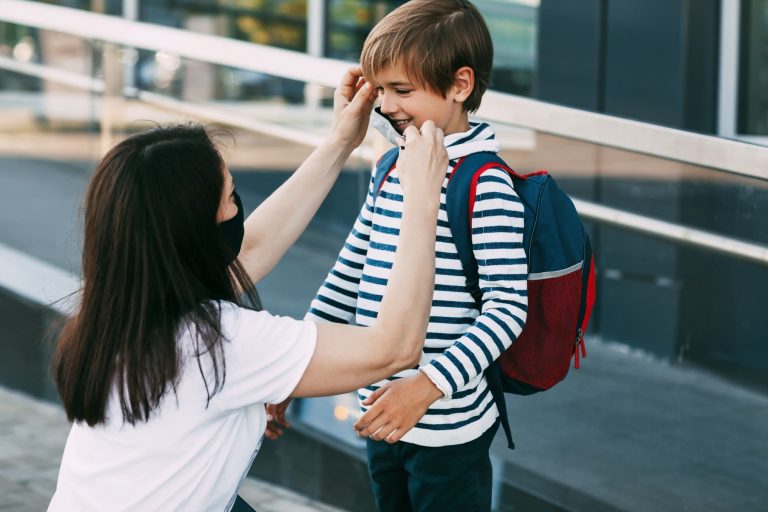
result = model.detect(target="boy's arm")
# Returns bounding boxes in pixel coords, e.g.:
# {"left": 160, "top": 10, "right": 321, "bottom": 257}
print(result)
{"left": 420, "top": 167, "right": 527, "bottom": 396}
{"left": 305, "top": 174, "right": 376, "bottom": 324}
{"left": 354, "top": 168, "right": 527, "bottom": 441}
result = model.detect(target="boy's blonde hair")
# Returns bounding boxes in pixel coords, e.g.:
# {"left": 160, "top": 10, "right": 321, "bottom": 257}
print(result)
{"left": 360, "top": 0, "right": 493, "bottom": 113}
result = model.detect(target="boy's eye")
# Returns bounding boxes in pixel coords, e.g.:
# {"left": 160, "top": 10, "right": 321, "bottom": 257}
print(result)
{"left": 395, "top": 89, "right": 411, "bottom": 95}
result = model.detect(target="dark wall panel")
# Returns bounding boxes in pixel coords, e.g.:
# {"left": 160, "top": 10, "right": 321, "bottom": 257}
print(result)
{"left": 537, "top": 0, "right": 604, "bottom": 110}
{"left": 683, "top": 0, "right": 720, "bottom": 133}
{"left": 538, "top": 0, "right": 720, "bottom": 132}
{"left": 603, "top": 0, "right": 686, "bottom": 126}
{"left": 0, "top": 288, "right": 61, "bottom": 402}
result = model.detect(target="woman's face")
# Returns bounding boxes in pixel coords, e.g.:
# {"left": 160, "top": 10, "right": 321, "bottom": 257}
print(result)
{"left": 216, "top": 167, "right": 238, "bottom": 224}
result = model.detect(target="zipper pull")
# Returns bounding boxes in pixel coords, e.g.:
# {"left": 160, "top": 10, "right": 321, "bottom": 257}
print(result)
{"left": 574, "top": 328, "right": 585, "bottom": 369}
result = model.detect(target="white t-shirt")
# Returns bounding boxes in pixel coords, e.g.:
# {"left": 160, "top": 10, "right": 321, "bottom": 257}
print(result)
{"left": 48, "top": 303, "right": 317, "bottom": 511}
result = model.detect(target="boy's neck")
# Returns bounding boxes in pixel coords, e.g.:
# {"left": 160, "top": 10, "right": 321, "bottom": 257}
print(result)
{"left": 443, "top": 112, "right": 471, "bottom": 136}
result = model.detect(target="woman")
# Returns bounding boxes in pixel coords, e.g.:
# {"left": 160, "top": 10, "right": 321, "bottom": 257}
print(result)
{"left": 48, "top": 68, "right": 448, "bottom": 511}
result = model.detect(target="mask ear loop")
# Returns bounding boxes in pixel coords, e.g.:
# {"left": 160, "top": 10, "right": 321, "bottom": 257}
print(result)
{"left": 218, "top": 190, "right": 245, "bottom": 263}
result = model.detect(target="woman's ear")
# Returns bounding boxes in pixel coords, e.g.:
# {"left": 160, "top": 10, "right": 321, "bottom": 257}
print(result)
{"left": 452, "top": 66, "right": 475, "bottom": 104}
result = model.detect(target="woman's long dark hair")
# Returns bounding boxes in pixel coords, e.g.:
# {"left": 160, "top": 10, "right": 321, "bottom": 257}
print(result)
{"left": 52, "top": 124, "right": 260, "bottom": 426}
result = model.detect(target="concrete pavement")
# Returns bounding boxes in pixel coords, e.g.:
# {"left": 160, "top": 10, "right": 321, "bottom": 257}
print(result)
{"left": 489, "top": 338, "right": 768, "bottom": 512}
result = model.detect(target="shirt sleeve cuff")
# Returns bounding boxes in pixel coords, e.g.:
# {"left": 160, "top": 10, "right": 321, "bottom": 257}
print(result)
{"left": 419, "top": 366, "right": 453, "bottom": 401}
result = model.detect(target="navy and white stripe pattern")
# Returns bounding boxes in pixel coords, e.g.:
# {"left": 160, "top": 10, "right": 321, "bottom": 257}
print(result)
{"left": 307, "top": 122, "right": 528, "bottom": 446}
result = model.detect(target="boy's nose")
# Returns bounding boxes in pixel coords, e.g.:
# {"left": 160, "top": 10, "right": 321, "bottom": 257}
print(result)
{"left": 379, "top": 92, "right": 398, "bottom": 115}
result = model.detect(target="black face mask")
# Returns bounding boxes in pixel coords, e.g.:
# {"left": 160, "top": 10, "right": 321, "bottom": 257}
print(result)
{"left": 219, "top": 190, "right": 244, "bottom": 264}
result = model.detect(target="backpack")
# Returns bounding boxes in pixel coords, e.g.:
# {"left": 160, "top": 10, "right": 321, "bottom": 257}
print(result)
{"left": 373, "top": 148, "right": 597, "bottom": 448}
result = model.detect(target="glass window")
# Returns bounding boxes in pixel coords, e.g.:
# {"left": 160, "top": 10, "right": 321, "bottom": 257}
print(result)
{"left": 134, "top": 0, "right": 309, "bottom": 102}
{"left": 29, "top": 0, "right": 122, "bottom": 15}
{"left": 475, "top": 0, "right": 538, "bottom": 97}
{"left": 326, "top": 0, "right": 404, "bottom": 61}
{"left": 739, "top": 0, "right": 768, "bottom": 135}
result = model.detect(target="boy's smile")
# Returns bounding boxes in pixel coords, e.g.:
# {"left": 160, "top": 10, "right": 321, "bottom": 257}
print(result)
{"left": 372, "top": 64, "right": 470, "bottom": 136}
{"left": 389, "top": 117, "right": 413, "bottom": 133}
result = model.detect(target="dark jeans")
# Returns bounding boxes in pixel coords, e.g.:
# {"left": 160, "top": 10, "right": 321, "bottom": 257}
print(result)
{"left": 231, "top": 495, "right": 256, "bottom": 512}
{"left": 366, "top": 420, "right": 499, "bottom": 512}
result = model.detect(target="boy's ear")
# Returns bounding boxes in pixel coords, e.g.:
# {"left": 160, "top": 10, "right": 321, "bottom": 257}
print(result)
{"left": 452, "top": 66, "right": 475, "bottom": 104}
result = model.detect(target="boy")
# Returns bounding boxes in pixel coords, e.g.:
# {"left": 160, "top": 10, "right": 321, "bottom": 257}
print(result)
{"left": 307, "top": 1, "right": 527, "bottom": 510}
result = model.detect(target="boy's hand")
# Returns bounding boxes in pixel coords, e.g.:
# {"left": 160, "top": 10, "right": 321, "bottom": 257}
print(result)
{"left": 353, "top": 372, "right": 443, "bottom": 444}
{"left": 330, "top": 66, "right": 377, "bottom": 148}
{"left": 264, "top": 397, "right": 292, "bottom": 440}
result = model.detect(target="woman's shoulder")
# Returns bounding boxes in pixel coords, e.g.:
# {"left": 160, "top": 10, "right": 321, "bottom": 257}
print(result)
{"left": 215, "top": 301, "right": 316, "bottom": 346}
{"left": 178, "top": 301, "right": 272, "bottom": 348}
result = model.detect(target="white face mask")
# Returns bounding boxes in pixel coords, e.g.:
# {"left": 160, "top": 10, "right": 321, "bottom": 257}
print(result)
{"left": 371, "top": 107, "right": 403, "bottom": 147}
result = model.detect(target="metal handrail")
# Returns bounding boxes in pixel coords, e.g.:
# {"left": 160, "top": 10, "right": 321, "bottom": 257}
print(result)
{"left": 0, "top": 55, "right": 375, "bottom": 161}
{"left": 0, "top": 55, "right": 104, "bottom": 92}
{"left": 135, "top": 89, "right": 375, "bottom": 163}
{"left": 1, "top": 0, "right": 767, "bottom": 267}
{"left": 478, "top": 93, "right": 768, "bottom": 180}
{"left": 0, "top": 242, "right": 79, "bottom": 314}
{"left": 1, "top": 0, "right": 767, "bottom": 180}
{"left": 574, "top": 200, "right": 768, "bottom": 265}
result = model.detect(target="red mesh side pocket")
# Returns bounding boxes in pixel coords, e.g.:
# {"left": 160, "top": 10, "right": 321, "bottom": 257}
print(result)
{"left": 498, "top": 269, "right": 582, "bottom": 391}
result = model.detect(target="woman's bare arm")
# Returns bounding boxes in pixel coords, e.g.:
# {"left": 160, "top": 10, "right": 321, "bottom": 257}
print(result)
{"left": 238, "top": 67, "right": 376, "bottom": 284}
{"left": 292, "top": 122, "right": 448, "bottom": 397}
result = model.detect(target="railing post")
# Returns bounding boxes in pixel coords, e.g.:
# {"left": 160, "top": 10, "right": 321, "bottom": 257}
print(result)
{"left": 122, "top": 0, "right": 139, "bottom": 91}
{"left": 718, "top": 0, "right": 740, "bottom": 139}
{"left": 100, "top": 42, "right": 122, "bottom": 156}
{"left": 305, "top": 0, "right": 327, "bottom": 109}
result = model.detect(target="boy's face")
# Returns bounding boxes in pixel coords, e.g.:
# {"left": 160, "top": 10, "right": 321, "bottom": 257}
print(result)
{"left": 372, "top": 64, "right": 469, "bottom": 136}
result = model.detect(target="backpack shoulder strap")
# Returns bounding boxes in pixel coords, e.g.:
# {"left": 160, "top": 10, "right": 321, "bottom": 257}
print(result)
{"left": 445, "top": 151, "right": 515, "bottom": 307}
{"left": 372, "top": 147, "right": 399, "bottom": 201}
{"left": 445, "top": 151, "right": 518, "bottom": 450}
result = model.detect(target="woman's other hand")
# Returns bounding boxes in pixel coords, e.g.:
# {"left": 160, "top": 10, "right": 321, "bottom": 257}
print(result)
{"left": 264, "top": 398, "right": 292, "bottom": 440}
{"left": 330, "top": 66, "right": 377, "bottom": 148}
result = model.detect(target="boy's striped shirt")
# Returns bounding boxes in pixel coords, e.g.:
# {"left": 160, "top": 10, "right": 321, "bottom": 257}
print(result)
{"left": 307, "top": 122, "right": 528, "bottom": 446}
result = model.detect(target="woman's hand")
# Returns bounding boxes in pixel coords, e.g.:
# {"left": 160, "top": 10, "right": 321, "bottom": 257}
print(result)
{"left": 396, "top": 121, "right": 448, "bottom": 204}
{"left": 264, "top": 398, "right": 292, "bottom": 440}
{"left": 330, "top": 66, "right": 377, "bottom": 148}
